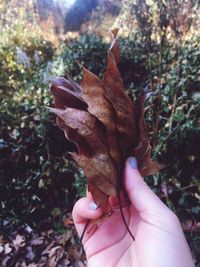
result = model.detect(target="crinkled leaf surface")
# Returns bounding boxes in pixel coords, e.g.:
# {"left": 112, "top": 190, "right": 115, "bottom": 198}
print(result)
{"left": 103, "top": 30, "right": 137, "bottom": 162}
{"left": 81, "top": 67, "right": 121, "bottom": 165}
{"left": 50, "top": 29, "right": 162, "bottom": 215}
{"left": 51, "top": 77, "right": 87, "bottom": 110}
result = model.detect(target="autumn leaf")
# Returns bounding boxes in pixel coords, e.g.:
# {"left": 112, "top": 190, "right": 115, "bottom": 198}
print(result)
{"left": 51, "top": 77, "right": 87, "bottom": 110}
{"left": 50, "top": 29, "right": 162, "bottom": 215}
{"left": 49, "top": 107, "right": 108, "bottom": 156}
{"left": 71, "top": 153, "right": 118, "bottom": 196}
{"left": 81, "top": 67, "right": 121, "bottom": 165}
{"left": 103, "top": 29, "right": 137, "bottom": 163}
{"left": 133, "top": 95, "right": 164, "bottom": 176}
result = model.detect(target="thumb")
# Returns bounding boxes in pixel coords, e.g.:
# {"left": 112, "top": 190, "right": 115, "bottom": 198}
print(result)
{"left": 125, "top": 158, "right": 195, "bottom": 266}
{"left": 124, "top": 157, "right": 169, "bottom": 216}
{"left": 72, "top": 195, "right": 103, "bottom": 241}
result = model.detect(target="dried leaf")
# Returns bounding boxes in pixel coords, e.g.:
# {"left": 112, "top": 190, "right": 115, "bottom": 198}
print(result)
{"left": 47, "top": 246, "right": 64, "bottom": 267}
{"left": 51, "top": 77, "right": 87, "bottom": 110}
{"left": 56, "top": 117, "right": 93, "bottom": 156}
{"left": 50, "top": 29, "right": 163, "bottom": 215}
{"left": 71, "top": 153, "right": 117, "bottom": 196}
{"left": 103, "top": 30, "right": 137, "bottom": 162}
{"left": 12, "top": 234, "right": 25, "bottom": 250}
{"left": 49, "top": 107, "right": 108, "bottom": 156}
{"left": 81, "top": 67, "right": 121, "bottom": 164}
{"left": 4, "top": 244, "right": 12, "bottom": 254}
{"left": 134, "top": 95, "right": 163, "bottom": 176}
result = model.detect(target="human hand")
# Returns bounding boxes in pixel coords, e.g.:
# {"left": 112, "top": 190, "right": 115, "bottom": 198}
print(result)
{"left": 72, "top": 157, "right": 195, "bottom": 267}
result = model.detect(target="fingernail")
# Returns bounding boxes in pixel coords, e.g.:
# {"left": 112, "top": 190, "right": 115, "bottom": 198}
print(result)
{"left": 128, "top": 157, "right": 138, "bottom": 169}
{"left": 88, "top": 202, "right": 98, "bottom": 211}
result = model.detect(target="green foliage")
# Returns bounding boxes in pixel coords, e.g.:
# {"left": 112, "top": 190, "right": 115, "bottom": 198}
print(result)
{"left": 61, "top": 34, "right": 108, "bottom": 79}
{"left": 0, "top": 95, "right": 78, "bottom": 233}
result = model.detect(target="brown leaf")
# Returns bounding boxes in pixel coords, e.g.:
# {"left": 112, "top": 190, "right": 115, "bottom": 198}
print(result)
{"left": 71, "top": 153, "right": 117, "bottom": 196}
{"left": 51, "top": 77, "right": 88, "bottom": 110}
{"left": 56, "top": 116, "right": 93, "bottom": 156}
{"left": 63, "top": 218, "right": 74, "bottom": 227}
{"left": 47, "top": 246, "right": 64, "bottom": 267}
{"left": 50, "top": 77, "right": 87, "bottom": 153}
{"left": 103, "top": 30, "right": 137, "bottom": 162}
{"left": 134, "top": 95, "right": 163, "bottom": 176}
{"left": 81, "top": 67, "right": 121, "bottom": 165}
{"left": 50, "top": 29, "right": 163, "bottom": 215}
{"left": 49, "top": 107, "right": 108, "bottom": 156}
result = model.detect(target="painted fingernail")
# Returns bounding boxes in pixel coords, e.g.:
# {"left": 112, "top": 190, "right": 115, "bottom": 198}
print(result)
{"left": 128, "top": 157, "right": 138, "bottom": 169}
{"left": 88, "top": 202, "right": 98, "bottom": 211}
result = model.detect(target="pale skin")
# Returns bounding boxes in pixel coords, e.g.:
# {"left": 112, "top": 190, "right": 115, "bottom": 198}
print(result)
{"left": 72, "top": 158, "right": 195, "bottom": 267}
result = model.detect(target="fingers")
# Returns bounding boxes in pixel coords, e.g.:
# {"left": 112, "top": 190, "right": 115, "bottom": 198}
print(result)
{"left": 72, "top": 196, "right": 103, "bottom": 238}
{"left": 124, "top": 157, "right": 170, "bottom": 216}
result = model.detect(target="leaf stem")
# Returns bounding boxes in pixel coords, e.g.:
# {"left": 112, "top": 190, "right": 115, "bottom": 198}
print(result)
{"left": 117, "top": 188, "right": 135, "bottom": 242}
{"left": 80, "top": 219, "right": 90, "bottom": 243}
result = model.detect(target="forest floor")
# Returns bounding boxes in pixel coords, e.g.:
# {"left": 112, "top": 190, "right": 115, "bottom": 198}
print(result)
{"left": 0, "top": 213, "right": 86, "bottom": 267}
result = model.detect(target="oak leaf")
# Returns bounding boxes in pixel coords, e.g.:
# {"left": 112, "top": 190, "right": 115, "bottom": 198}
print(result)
{"left": 50, "top": 29, "right": 162, "bottom": 215}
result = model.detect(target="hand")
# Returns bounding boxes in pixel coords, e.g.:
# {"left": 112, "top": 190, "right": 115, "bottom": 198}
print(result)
{"left": 72, "top": 157, "right": 195, "bottom": 267}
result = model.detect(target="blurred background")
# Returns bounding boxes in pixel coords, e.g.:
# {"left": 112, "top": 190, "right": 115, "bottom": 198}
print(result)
{"left": 0, "top": 0, "right": 200, "bottom": 265}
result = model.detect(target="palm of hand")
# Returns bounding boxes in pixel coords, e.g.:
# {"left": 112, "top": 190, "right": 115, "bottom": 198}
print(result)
{"left": 83, "top": 205, "right": 174, "bottom": 267}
